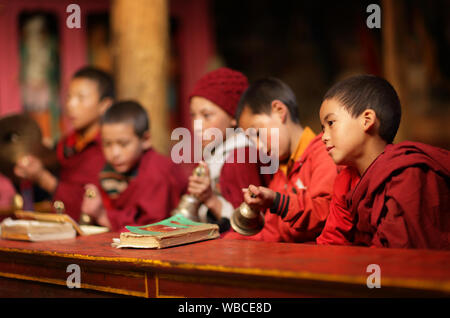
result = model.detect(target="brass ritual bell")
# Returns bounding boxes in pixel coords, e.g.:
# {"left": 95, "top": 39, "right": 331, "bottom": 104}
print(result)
{"left": 79, "top": 188, "right": 96, "bottom": 225}
{"left": 53, "top": 200, "right": 65, "bottom": 214}
{"left": 170, "top": 165, "right": 206, "bottom": 221}
{"left": 230, "top": 193, "right": 265, "bottom": 236}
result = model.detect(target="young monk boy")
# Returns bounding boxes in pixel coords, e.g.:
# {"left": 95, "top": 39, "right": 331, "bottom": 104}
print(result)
{"left": 186, "top": 67, "right": 268, "bottom": 233}
{"left": 225, "top": 77, "right": 338, "bottom": 242}
{"left": 14, "top": 67, "right": 113, "bottom": 221}
{"left": 80, "top": 101, "right": 188, "bottom": 231}
{"left": 316, "top": 74, "right": 449, "bottom": 249}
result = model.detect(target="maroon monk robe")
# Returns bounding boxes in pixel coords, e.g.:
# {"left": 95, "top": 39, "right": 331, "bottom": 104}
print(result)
{"left": 218, "top": 147, "right": 271, "bottom": 209}
{"left": 350, "top": 141, "right": 450, "bottom": 250}
{"left": 199, "top": 146, "right": 270, "bottom": 234}
{"left": 99, "top": 149, "right": 188, "bottom": 232}
{"left": 53, "top": 133, "right": 105, "bottom": 221}
{"left": 316, "top": 166, "right": 361, "bottom": 246}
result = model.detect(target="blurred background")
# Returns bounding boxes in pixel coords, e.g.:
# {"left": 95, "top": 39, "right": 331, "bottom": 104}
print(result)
{"left": 0, "top": 0, "right": 449, "bottom": 207}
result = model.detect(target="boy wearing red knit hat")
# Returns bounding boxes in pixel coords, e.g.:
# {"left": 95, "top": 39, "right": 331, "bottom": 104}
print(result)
{"left": 187, "top": 67, "right": 268, "bottom": 233}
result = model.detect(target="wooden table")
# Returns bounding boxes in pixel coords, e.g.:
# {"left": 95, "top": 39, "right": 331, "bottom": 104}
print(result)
{"left": 0, "top": 233, "right": 449, "bottom": 298}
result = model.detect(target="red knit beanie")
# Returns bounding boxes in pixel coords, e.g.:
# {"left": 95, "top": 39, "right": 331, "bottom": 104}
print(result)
{"left": 189, "top": 67, "right": 249, "bottom": 117}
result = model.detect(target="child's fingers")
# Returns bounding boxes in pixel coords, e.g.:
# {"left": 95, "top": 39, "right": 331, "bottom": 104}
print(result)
{"left": 84, "top": 183, "right": 98, "bottom": 190}
{"left": 14, "top": 165, "right": 25, "bottom": 178}
{"left": 244, "top": 191, "right": 262, "bottom": 204}
{"left": 188, "top": 183, "right": 206, "bottom": 195}
{"left": 248, "top": 184, "right": 261, "bottom": 197}
{"left": 188, "top": 177, "right": 208, "bottom": 187}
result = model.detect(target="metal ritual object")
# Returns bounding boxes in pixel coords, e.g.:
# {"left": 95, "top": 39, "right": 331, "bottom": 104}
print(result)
{"left": 79, "top": 188, "right": 96, "bottom": 225}
{"left": 230, "top": 190, "right": 265, "bottom": 236}
{"left": 170, "top": 165, "right": 206, "bottom": 221}
{"left": 53, "top": 200, "right": 65, "bottom": 214}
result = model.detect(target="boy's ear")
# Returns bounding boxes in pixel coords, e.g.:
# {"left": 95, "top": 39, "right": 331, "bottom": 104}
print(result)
{"left": 361, "top": 109, "right": 377, "bottom": 132}
{"left": 141, "top": 131, "right": 152, "bottom": 150}
{"left": 98, "top": 97, "right": 114, "bottom": 116}
{"left": 270, "top": 100, "right": 288, "bottom": 123}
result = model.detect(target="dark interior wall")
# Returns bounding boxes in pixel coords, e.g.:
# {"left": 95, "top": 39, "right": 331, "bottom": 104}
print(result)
{"left": 212, "top": 0, "right": 450, "bottom": 150}
{"left": 212, "top": 0, "right": 382, "bottom": 132}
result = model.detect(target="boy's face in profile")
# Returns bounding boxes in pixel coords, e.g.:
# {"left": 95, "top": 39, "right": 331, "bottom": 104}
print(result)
{"left": 319, "top": 98, "right": 366, "bottom": 166}
{"left": 190, "top": 96, "right": 236, "bottom": 149}
{"left": 101, "top": 123, "right": 149, "bottom": 173}
{"left": 66, "top": 78, "right": 103, "bottom": 131}
{"left": 238, "top": 105, "right": 290, "bottom": 162}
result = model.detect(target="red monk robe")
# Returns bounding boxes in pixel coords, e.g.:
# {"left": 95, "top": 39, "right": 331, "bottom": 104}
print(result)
{"left": 316, "top": 166, "right": 360, "bottom": 246}
{"left": 224, "top": 130, "right": 337, "bottom": 242}
{"left": 199, "top": 135, "right": 270, "bottom": 233}
{"left": 99, "top": 149, "right": 188, "bottom": 232}
{"left": 318, "top": 141, "right": 450, "bottom": 250}
{"left": 218, "top": 147, "right": 271, "bottom": 210}
{"left": 53, "top": 131, "right": 105, "bottom": 221}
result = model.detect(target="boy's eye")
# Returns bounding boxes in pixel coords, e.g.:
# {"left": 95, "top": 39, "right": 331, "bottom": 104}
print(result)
{"left": 327, "top": 120, "right": 334, "bottom": 127}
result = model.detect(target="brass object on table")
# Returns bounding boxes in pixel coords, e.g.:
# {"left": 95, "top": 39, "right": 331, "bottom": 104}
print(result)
{"left": 230, "top": 191, "right": 265, "bottom": 236}
{"left": 79, "top": 188, "right": 96, "bottom": 225}
{"left": 79, "top": 213, "right": 93, "bottom": 225}
{"left": 0, "top": 114, "right": 58, "bottom": 184}
{"left": 53, "top": 200, "right": 65, "bottom": 214}
{"left": 170, "top": 165, "right": 206, "bottom": 221}
{"left": 13, "top": 194, "right": 24, "bottom": 211}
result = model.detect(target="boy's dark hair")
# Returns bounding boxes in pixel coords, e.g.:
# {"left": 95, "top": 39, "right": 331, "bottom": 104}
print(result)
{"left": 323, "top": 74, "right": 401, "bottom": 144}
{"left": 73, "top": 66, "right": 115, "bottom": 100}
{"left": 235, "top": 77, "right": 300, "bottom": 124}
{"left": 101, "top": 100, "right": 149, "bottom": 138}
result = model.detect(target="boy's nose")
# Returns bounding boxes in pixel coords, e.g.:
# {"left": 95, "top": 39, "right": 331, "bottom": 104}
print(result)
{"left": 321, "top": 131, "right": 329, "bottom": 144}
{"left": 66, "top": 98, "right": 78, "bottom": 112}
{"left": 111, "top": 145, "right": 122, "bottom": 158}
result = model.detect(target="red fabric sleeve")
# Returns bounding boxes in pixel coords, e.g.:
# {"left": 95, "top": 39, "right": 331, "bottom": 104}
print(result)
{"left": 54, "top": 180, "right": 87, "bottom": 220}
{"left": 219, "top": 147, "right": 267, "bottom": 209}
{"left": 106, "top": 177, "right": 174, "bottom": 232}
{"left": 53, "top": 144, "right": 105, "bottom": 221}
{"left": 316, "top": 167, "right": 360, "bottom": 245}
{"left": 271, "top": 147, "right": 337, "bottom": 241}
{"left": 369, "top": 167, "right": 450, "bottom": 249}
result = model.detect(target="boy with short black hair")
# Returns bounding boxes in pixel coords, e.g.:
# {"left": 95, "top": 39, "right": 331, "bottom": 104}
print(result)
{"left": 81, "top": 100, "right": 187, "bottom": 231}
{"left": 225, "top": 77, "right": 337, "bottom": 242}
{"left": 317, "top": 74, "right": 449, "bottom": 249}
{"left": 14, "top": 66, "right": 114, "bottom": 221}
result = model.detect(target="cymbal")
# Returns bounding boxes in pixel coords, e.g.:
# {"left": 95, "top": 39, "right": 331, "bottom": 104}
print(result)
{"left": 0, "top": 114, "right": 59, "bottom": 183}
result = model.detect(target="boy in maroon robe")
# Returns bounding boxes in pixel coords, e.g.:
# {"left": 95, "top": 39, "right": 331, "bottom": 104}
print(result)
{"left": 80, "top": 101, "right": 188, "bottom": 231}
{"left": 14, "top": 67, "right": 113, "bottom": 221}
{"left": 317, "top": 74, "right": 450, "bottom": 250}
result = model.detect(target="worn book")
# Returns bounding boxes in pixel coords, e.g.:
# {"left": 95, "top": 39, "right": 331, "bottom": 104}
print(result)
{"left": 0, "top": 217, "right": 76, "bottom": 242}
{"left": 112, "top": 214, "right": 220, "bottom": 249}
{"left": 0, "top": 211, "right": 109, "bottom": 242}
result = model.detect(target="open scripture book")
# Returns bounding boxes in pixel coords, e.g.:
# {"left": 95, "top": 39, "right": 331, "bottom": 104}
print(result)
{"left": 112, "top": 214, "right": 220, "bottom": 249}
